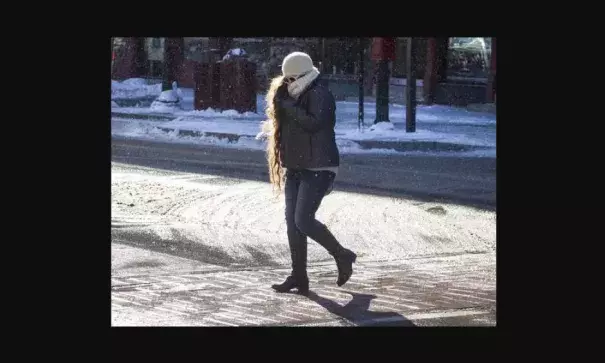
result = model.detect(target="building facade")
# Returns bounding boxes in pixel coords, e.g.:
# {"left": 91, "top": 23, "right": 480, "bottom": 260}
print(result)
{"left": 111, "top": 37, "right": 495, "bottom": 106}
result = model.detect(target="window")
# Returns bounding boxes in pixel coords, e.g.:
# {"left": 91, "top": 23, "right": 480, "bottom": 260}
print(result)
{"left": 446, "top": 37, "right": 492, "bottom": 81}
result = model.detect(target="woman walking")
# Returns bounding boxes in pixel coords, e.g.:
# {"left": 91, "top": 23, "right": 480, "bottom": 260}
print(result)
{"left": 261, "top": 51, "right": 357, "bottom": 296}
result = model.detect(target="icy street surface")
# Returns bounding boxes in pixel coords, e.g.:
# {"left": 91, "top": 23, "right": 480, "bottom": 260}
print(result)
{"left": 112, "top": 139, "right": 496, "bottom": 326}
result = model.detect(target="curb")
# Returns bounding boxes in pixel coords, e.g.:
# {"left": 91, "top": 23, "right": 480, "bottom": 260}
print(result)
{"left": 111, "top": 111, "right": 265, "bottom": 122}
{"left": 112, "top": 112, "right": 174, "bottom": 121}
{"left": 466, "top": 103, "right": 496, "bottom": 114}
{"left": 355, "top": 140, "right": 489, "bottom": 152}
{"left": 111, "top": 97, "right": 157, "bottom": 108}
{"left": 158, "top": 127, "right": 251, "bottom": 143}
{"left": 156, "top": 127, "right": 491, "bottom": 152}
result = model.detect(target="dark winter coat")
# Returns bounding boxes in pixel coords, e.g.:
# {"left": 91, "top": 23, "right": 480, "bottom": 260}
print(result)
{"left": 276, "top": 79, "right": 340, "bottom": 170}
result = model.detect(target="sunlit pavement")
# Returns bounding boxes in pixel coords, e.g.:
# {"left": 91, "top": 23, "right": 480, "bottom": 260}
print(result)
{"left": 112, "top": 243, "right": 495, "bottom": 327}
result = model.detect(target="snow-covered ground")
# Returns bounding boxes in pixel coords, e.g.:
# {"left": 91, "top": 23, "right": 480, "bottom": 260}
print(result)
{"left": 112, "top": 162, "right": 496, "bottom": 264}
{"left": 111, "top": 78, "right": 162, "bottom": 100}
{"left": 112, "top": 79, "right": 496, "bottom": 157}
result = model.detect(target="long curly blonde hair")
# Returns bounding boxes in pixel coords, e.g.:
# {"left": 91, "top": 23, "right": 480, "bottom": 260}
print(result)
{"left": 260, "top": 75, "right": 286, "bottom": 193}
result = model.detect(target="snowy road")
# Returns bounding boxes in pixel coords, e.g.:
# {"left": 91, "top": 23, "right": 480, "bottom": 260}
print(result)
{"left": 112, "top": 138, "right": 495, "bottom": 266}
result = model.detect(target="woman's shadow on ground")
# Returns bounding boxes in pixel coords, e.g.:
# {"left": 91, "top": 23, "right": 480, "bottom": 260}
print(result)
{"left": 305, "top": 290, "right": 416, "bottom": 326}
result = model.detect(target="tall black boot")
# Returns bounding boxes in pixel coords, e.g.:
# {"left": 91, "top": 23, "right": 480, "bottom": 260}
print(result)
{"left": 331, "top": 247, "right": 357, "bottom": 287}
{"left": 272, "top": 236, "right": 309, "bottom": 295}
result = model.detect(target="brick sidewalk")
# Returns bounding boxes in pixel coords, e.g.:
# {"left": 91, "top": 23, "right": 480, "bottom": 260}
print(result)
{"left": 111, "top": 253, "right": 496, "bottom": 326}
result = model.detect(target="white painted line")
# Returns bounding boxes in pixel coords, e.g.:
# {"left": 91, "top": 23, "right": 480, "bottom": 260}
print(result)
{"left": 405, "top": 309, "right": 490, "bottom": 321}
{"left": 352, "top": 310, "right": 483, "bottom": 326}
{"left": 375, "top": 295, "right": 435, "bottom": 308}
{"left": 373, "top": 298, "right": 421, "bottom": 310}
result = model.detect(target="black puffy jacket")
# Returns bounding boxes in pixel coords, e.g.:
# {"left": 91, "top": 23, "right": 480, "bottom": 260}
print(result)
{"left": 276, "top": 78, "right": 340, "bottom": 170}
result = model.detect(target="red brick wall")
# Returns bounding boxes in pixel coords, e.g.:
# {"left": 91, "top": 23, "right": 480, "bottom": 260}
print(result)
{"left": 177, "top": 59, "right": 199, "bottom": 88}
{"left": 112, "top": 38, "right": 147, "bottom": 80}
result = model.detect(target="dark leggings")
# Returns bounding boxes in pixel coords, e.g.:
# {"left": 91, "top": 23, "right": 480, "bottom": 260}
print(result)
{"left": 285, "top": 169, "right": 341, "bottom": 277}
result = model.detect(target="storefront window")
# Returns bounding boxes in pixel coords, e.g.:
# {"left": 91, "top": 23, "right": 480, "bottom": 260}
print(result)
{"left": 446, "top": 37, "right": 492, "bottom": 81}
{"left": 184, "top": 37, "right": 209, "bottom": 62}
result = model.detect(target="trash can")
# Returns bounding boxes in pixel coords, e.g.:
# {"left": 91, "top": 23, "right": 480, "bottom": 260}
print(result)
{"left": 194, "top": 62, "right": 221, "bottom": 111}
{"left": 219, "top": 58, "right": 257, "bottom": 113}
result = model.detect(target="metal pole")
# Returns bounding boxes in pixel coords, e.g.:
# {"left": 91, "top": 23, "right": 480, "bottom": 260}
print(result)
{"left": 374, "top": 59, "right": 390, "bottom": 123}
{"left": 406, "top": 37, "right": 416, "bottom": 132}
{"left": 321, "top": 38, "right": 326, "bottom": 73}
{"left": 162, "top": 38, "right": 184, "bottom": 92}
{"left": 358, "top": 38, "right": 364, "bottom": 131}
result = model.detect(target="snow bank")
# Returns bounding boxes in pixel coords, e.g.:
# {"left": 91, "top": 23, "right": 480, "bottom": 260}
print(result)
{"left": 112, "top": 118, "right": 265, "bottom": 151}
{"left": 179, "top": 108, "right": 260, "bottom": 118}
{"left": 159, "top": 118, "right": 262, "bottom": 137}
{"left": 121, "top": 78, "right": 148, "bottom": 87}
{"left": 337, "top": 102, "right": 496, "bottom": 126}
{"left": 111, "top": 78, "right": 162, "bottom": 100}
{"left": 340, "top": 126, "right": 490, "bottom": 146}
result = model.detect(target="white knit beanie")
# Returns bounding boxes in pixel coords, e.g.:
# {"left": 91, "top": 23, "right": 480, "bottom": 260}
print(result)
{"left": 282, "top": 52, "right": 315, "bottom": 77}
